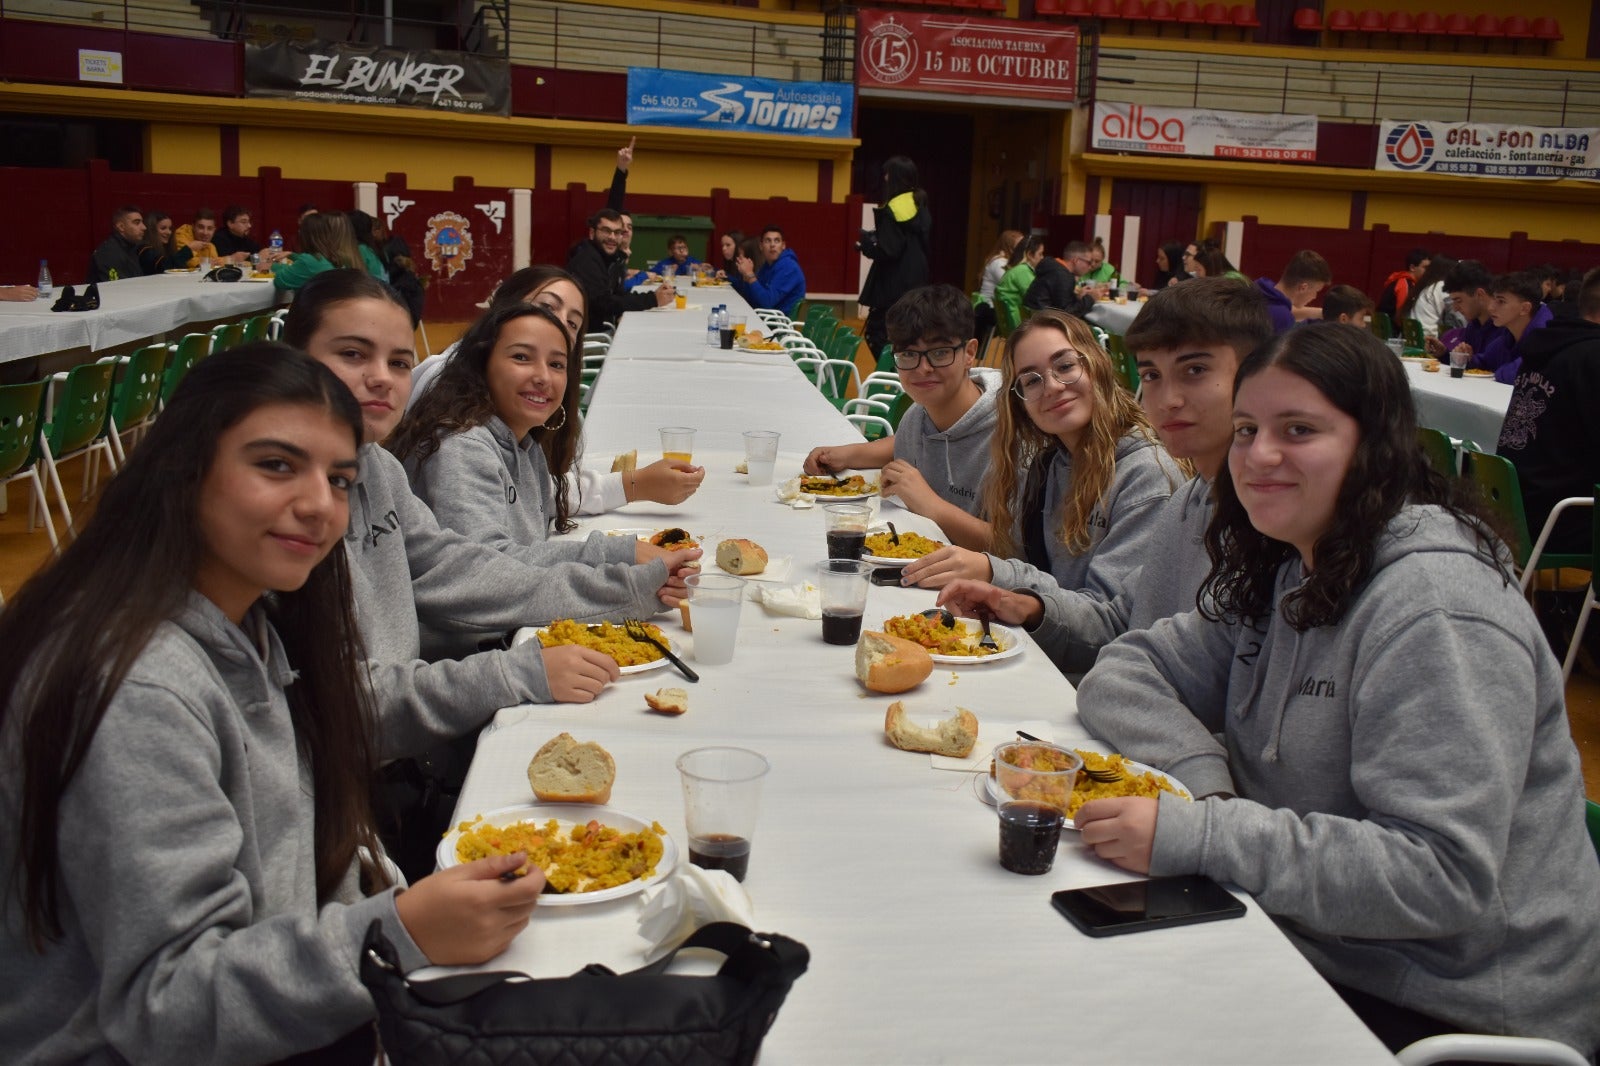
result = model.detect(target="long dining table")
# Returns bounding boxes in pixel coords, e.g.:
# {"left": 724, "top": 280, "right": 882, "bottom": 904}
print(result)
{"left": 436, "top": 284, "right": 1396, "bottom": 1064}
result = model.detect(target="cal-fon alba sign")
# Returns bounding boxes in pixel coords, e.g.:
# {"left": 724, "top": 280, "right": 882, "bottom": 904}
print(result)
{"left": 856, "top": 9, "right": 1077, "bottom": 105}
{"left": 1376, "top": 119, "right": 1598, "bottom": 181}
{"left": 1092, "top": 103, "right": 1317, "bottom": 162}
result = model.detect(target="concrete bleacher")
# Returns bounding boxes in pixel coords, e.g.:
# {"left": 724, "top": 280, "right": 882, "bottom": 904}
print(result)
{"left": 5, "top": 0, "right": 213, "bottom": 38}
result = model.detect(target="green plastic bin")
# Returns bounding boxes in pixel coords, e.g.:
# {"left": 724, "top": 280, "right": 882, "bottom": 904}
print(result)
{"left": 628, "top": 214, "right": 716, "bottom": 273}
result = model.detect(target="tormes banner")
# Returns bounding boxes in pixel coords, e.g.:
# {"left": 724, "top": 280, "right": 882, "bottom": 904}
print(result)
{"left": 1376, "top": 119, "right": 1599, "bottom": 181}
{"left": 245, "top": 41, "right": 510, "bottom": 115}
{"left": 856, "top": 9, "right": 1077, "bottom": 105}
{"left": 1092, "top": 103, "right": 1317, "bottom": 162}
{"left": 625, "top": 68, "right": 853, "bottom": 139}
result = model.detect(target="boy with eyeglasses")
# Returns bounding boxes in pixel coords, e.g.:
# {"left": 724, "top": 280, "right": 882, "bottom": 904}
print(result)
{"left": 803, "top": 284, "right": 1000, "bottom": 549}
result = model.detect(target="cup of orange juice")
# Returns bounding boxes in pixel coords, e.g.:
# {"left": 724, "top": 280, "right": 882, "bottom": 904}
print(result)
{"left": 660, "top": 426, "right": 695, "bottom": 463}
{"left": 674, "top": 293, "right": 687, "bottom": 310}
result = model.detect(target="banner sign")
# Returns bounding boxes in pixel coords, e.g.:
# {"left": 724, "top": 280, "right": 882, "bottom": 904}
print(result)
{"left": 625, "top": 68, "right": 853, "bottom": 138}
{"left": 244, "top": 41, "right": 510, "bottom": 115}
{"left": 1092, "top": 103, "right": 1317, "bottom": 161}
{"left": 856, "top": 9, "right": 1077, "bottom": 104}
{"left": 1376, "top": 119, "right": 1599, "bottom": 181}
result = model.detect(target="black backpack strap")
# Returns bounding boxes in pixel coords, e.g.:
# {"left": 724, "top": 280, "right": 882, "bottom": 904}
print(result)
{"left": 1021, "top": 447, "right": 1056, "bottom": 572}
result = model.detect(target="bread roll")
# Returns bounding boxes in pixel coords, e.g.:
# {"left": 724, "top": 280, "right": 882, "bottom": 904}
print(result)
{"left": 610, "top": 450, "right": 637, "bottom": 475}
{"left": 645, "top": 687, "right": 688, "bottom": 715}
{"left": 855, "top": 630, "right": 933, "bottom": 693}
{"left": 883, "top": 702, "right": 979, "bottom": 758}
{"left": 716, "top": 538, "right": 768, "bottom": 575}
{"left": 679, "top": 602, "right": 692, "bottom": 632}
{"left": 526, "top": 732, "right": 615, "bottom": 804}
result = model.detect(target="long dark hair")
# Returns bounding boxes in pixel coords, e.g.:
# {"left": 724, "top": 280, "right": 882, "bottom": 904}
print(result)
{"left": 282, "top": 268, "right": 411, "bottom": 352}
{"left": 490, "top": 264, "right": 587, "bottom": 325}
{"left": 0, "top": 344, "right": 386, "bottom": 949}
{"left": 347, "top": 209, "right": 388, "bottom": 262}
{"left": 1156, "top": 241, "right": 1187, "bottom": 282}
{"left": 1007, "top": 234, "right": 1044, "bottom": 269}
{"left": 882, "top": 155, "right": 927, "bottom": 208}
{"left": 298, "top": 212, "right": 364, "bottom": 271}
{"left": 1398, "top": 254, "right": 1457, "bottom": 320}
{"left": 141, "top": 210, "right": 180, "bottom": 258}
{"left": 1202, "top": 324, "right": 1507, "bottom": 631}
{"left": 388, "top": 303, "right": 584, "bottom": 533}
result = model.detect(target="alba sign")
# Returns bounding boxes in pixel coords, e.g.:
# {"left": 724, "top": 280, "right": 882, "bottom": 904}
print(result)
{"left": 856, "top": 9, "right": 1077, "bottom": 105}
{"left": 1092, "top": 103, "right": 1317, "bottom": 161}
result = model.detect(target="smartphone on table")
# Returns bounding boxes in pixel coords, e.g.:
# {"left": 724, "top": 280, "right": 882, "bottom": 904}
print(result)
{"left": 1051, "top": 875, "right": 1246, "bottom": 937}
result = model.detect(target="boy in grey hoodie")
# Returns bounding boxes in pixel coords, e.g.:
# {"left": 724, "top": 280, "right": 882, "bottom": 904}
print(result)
{"left": 803, "top": 284, "right": 1000, "bottom": 550}
{"left": 936, "top": 278, "right": 1274, "bottom": 675}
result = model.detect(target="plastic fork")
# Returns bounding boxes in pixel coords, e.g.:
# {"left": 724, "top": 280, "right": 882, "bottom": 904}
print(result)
{"left": 623, "top": 618, "right": 699, "bottom": 683}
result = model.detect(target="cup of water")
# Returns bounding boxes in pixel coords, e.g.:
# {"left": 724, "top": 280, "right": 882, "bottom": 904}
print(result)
{"left": 1386, "top": 337, "right": 1405, "bottom": 358}
{"left": 742, "top": 430, "right": 780, "bottom": 486}
{"left": 685, "top": 572, "right": 744, "bottom": 665}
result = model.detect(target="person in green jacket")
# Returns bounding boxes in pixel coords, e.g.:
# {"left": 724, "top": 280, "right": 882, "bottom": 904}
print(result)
{"left": 995, "top": 235, "right": 1044, "bottom": 338}
{"left": 1082, "top": 237, "right": 1120, "bottom": 286}
{"left": 272, "top": 211, "right": 386, "bottom": 292}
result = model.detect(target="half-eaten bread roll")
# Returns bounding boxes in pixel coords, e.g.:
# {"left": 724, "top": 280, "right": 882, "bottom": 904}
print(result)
{"left": 855, "top": 630, "right": 933, "bottom": 693}
{"left": 610, "top": 450, "right": 637, "bottom": 475}
{"left": 884, "top": 702, "right": 979, "bottom": 758}
{"left": 645, "top": 687, "right": 688, "bottom": 715}
{"left": 716, "top": 538, "right": 768, "bottom": 575}
{"left": 526, "top": 732, "right": 616, "bottom": 804}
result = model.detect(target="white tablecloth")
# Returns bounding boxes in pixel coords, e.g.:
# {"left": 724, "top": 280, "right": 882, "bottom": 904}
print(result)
{"left": 1085, "top": 297, "right": 1144, "bottom": 335}
{"left": 0, "top": 273, "right": 278, "bottom": 362}
{"left": 438, "top": 296, "right": 1395, "bottom": 1065}
{"left": 1405, "top": 362, "right": 1512, "bottom": 453}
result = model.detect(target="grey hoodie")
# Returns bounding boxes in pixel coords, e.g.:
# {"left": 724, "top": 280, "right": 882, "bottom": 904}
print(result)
{"left": 892, "top": 367, "right": 1002, "bottom": 517}
{"left": 988, "top": 432, "right": 1182, "bottom": 674}
{"left": 1078, "top": 506, "right": 1600, "bottom": 1054}
{"left": 0, "top": 595, "right": 431, "bottom": 1064}
{"left": 349, "top": 444, "right": 666, "bottom": 664}
{"left": 404, "top": 418, "right": 637, "bottom": 568}
{"left": 1026, "top": 472, "right": 1213, "bottom": 673}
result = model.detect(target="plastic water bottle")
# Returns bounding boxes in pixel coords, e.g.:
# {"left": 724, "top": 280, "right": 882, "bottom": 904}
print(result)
{"left": 706, "top": 308, "right": 719, "bottom": 346}
{"left": 269, "top": 229, "right": 283, "bottom": 255}
{"left": 36, "top": 260, "right": 51, "bottom": 300}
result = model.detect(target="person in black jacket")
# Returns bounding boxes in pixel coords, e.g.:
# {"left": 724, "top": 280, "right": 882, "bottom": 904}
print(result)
{"left": 565, "top": 208, "right": 675, "bottom": 327}
{"left": 1024, "top": 240, "right": 1100, "bottom": 320}
{"left": 858, "top": 156, "right": 931, "bottom": 359}
{"left": 89, "top": 205, "right": 147, "bottom": 283}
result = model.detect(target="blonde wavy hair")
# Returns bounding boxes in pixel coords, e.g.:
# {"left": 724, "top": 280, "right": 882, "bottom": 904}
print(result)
{"left": 981, "top": 309, "right": 1174, "bottom": 557}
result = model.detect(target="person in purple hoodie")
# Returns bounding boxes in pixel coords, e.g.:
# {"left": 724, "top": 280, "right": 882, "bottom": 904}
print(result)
{"left": 1476, "top": 271, "right": 1553, "bottom": 384}
{"left": 1427, "top": 259, "right": 1509, "bottom": 363}
{"left": 1253, "top": 250, "right": 1331, "bottom": 333}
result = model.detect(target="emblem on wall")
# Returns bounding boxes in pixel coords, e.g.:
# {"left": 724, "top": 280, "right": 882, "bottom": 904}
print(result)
{"left": 423, "top": 211, "right": 473, "bottom": 278}
{"left": 475, "top": 199, "right": 506, "bottom": 233}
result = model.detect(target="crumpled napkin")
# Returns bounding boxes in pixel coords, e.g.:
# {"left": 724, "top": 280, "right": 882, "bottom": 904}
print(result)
{"left": 752, "top": 581, "right": 821, "bottom": 619}
{"left": 638, "top": 863, "right": 756, "bottom": 962}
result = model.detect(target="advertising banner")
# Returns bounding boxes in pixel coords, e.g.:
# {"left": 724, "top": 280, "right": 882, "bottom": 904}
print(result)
{"left": 856, "top": 9, "right": 1077, "bottom": 105}
{"left": 625, "top": 68, "right": 853, "bottom": 138}
{"left": 1091, "top": 103, "right": 1317, "bottom": 161}
{"left": 1376, "top": 119, "right": 1599, "bottom": 181}
{"left": 244, "top": 41, "right": 510, "bottom": 115}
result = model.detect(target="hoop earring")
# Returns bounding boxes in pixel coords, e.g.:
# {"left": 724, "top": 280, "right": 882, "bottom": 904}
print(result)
{"left": 542, "top": 405, "right": 567, "bottom": 432}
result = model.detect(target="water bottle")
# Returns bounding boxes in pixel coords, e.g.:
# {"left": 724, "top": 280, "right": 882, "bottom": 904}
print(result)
{"left": 269, "top": 229, "right": 283, "bottom": 255}
{"left": 706, "top": 308, "right": 719, "bottom": 346}
{"left": 36, "top": 260, "right": 52, "bottom": 300}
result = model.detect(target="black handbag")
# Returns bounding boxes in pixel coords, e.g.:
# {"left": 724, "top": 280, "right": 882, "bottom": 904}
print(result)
{"left": 360, "top": 919, "right": 809, "bottom": 1066}
{"left": 204, "top": 265, "right": 244, "bottom": 283}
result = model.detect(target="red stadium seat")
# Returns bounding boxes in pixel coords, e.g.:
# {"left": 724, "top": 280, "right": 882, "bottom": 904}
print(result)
{"left": 1035, "top": 0, "right": 1064, "bottom": 13}
{"left": 1531, "top": 17, "right": 1562, "bottom": 40}
{"left": 1232, "top": 4, "right": 1260, "bottom": 28}
{"left": 1174, "top": 0, "right": 1205, "bottom": 24}
{"left": 1471, "top": 14, "right": 1501, "bottom": 36}
{"left": 980, "top": 0, "right": 1008, "bottom": 8}
{"left": 1059, "top": 0, "right": 1094, "bottom": 16}
{"left": 1202, "top": 2, "right": 1230, "bottom": 25}
{"left": 1326, "top": 9, "right": 1357, "bottom": 32}
{"left": 1440, "top": 11, "right": 1471, "bottom": 37}
{"left": 1146, "top": 0, "right": 1174, "bottom": 17}
{"left": 1092, "top": 0, "right": 1119, "bottom": 18}
{"left": 1414, "top": 11, "right": 1444, "bottom": 34}
{"left": 1387, "top": 10, "right": 1416, "bottom": 34}
{"left": 1501, "top": 15, "right": 1532, "bottom": 39}
{"left": 1292, "top": 7, "right": 1323, "bottom": 31}
{"left": 1355, "top": 8, "right": 1386, "bottom": 32}
{"left": 1119, "top": 0, "right": 1148, "bottom": 20}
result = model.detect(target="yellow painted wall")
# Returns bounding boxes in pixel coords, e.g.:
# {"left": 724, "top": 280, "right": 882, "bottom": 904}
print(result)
{"left": 146, "top": 124, "right": 221, "bottom": 176}
{"left": 238, "top": 128, "right": 538, "bottom": 188}
{"left": 1202, "top": 184, "right": 1350, "bottom": 230}
{"left": 1365, "top": 192, "right": 1600, "bottom": 243}
{"left": 550, "top": 145, "right": 823, "bottom": 201}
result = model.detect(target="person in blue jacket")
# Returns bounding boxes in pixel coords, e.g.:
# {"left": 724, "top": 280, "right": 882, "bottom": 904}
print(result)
{"left": 731, "top": 225, "right": 806, "bottom": 317}
{"left": 650, "top": 234, "right": 702, "bottom": 276}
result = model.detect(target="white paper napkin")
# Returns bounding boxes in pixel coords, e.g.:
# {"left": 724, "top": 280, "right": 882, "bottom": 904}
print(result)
{"left": 638, "top": 864, "right": 756, "bottom": 962}
{"left": 735, "top": 555, "right": 792, "bottom": 583}
{"left": 752, "top": 581, "right": 821, "bottom": 619}
{"left": 929, "top": 719, "right": 1058, "bottom": 772}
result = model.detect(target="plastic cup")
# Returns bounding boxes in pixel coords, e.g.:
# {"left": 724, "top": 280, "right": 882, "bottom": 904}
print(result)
{"left": 1386, "top": 337, "right": 1405, "bottom": 358}
{"left": 661, "top": 263, "right": 677, "bottom": 281}
{"left": 993, "top": 742, "right": 1083, "bottom": 875}
{"left": 823, "top": 503, "right": 871, "bottom": 561}
{"left": 743, "top": 430, "right": 780, "bottom": 487}
{"left": 674, "top": 293, "right": 687, "bottom": 310}
{"left": 817, "top": 559, "right": 870, "bottom": 646}
{"left": 719, "top": 327, "right": 735, "bottom": 349}
{"left": 677, "top": 747, "right": 770, "bottom": 882}
{"left": 1449, "top": 349, "right": 1470, "bottom": 379}
{"left": 685, "top": 572, "right": 744, "bottom": 665}
{"left": 659, "top": 426, "right": 694, "bottom": 463}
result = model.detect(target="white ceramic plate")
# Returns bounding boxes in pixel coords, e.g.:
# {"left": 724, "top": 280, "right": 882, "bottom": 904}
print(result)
{"left": 521, "top": 626, "right": 681, "bottom": 676}
{"left": 976, "top": 755, "right": 1192, "bottom": 829}
{"left": 164, "top": 268, "right": 196, "bottom": 275}
{"left": 885, "top": 617, "right": 1024, "bottom": 665}
{"left": 436, "top": 803, "right": 677, "bottom": 905}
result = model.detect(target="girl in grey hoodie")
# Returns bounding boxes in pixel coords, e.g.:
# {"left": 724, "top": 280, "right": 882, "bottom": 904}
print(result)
{"left": 1076, "top": 325, "right": 1600, "bottom": 1057}
{"left": 0, "top": 347, "right": 547, "bottom": 1065}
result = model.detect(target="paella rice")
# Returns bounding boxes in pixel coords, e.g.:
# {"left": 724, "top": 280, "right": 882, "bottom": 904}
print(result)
{"left": 994, "top": 744, "right": 1188, "bottom": 818}
{"left": 884, "top": 613, "right": 1000, "bottom": 657}
{"left": 536, "top": 619, "right": 665, "bottom": 667}
{"left": 863, "top": 530, "right": 944, "bottom": 559}
{"left": 801, "top": 474, "right": 878, "bottom": 497}
{"left": 452, "top": 815, "right": 667, "bottom": 893}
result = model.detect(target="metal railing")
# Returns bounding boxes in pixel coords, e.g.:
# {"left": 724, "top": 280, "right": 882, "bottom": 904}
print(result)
{"left": 0, "top": 0, "right": 214, "bottom": 39}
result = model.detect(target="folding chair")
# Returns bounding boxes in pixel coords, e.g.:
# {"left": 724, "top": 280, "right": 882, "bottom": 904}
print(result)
{"left": 161, "top": 333, "right": 214, "bottom": 410}
{"left": 35, "top": 360, "right": 118, "bottom": 537}
{"left": 104, "top": 343, "right": 168, "bottom": 463}
{"left": 0, "top": 379, "right": 59, "bottom": 559}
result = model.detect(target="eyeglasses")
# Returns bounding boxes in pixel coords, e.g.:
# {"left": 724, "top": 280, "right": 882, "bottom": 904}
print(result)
{"left": 1012, "top": 355, "right": 1085, "bottom": 402}
{"left": 893, "top": 345, "right": 962, "bottom": 371}
{"left": 596, "top": 225, "right": 623, "bottom": 238}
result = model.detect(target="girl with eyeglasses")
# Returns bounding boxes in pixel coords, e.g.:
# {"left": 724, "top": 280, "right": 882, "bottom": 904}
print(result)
{"left": 1075, "top": 324, "right": 1600, "bottom": 1057}
{"left": 901, "top": 311, "right": 1183, "bottom": 654}
{"left": 0, "top": 346, "right": 548, "bottom": 1064}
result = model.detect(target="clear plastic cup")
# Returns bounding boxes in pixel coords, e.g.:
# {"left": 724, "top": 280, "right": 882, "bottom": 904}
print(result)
{"left": 743, "top": 430, "right": 780, "bottom": 487}
{"left": 817, "top": 559, "right": 870, "bottom": 645}
{"left": 677, "top": 746, "right": 770, "bottom": 882}
{"left": 659, "top": 426, "right": 694, "bottom": 463}
{"left": 993, "top": 741, "right": 1083, "bottom": 874}
{"left": 685, "top": 572, "right": 744, "bottom": 665}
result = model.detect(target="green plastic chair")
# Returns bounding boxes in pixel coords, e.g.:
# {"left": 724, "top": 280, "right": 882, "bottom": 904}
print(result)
{"left": 1370, "top": 310, "right": 1393, "bottom": 340}
{"left": 1461, "top": 451, "right": 1587, "bottom": 576}
{"left": 242, "top": 315, "right": 271, "bottom": 343}
{"left": 1587, "top": 800, "right": 1600, "bottom": 860}
{"left": 161, "top": 333, "right": 213, "bottom": 408}
{"left": 0, "top": 379, "right": 59, "bottom": 560}
{"left": 1104, "top": 333, "right": 1140, "bottom": 395}
{"left": 1402, "top": 318, "right": 1425, "bottom": 351}
{"left": 210, "top": 320, "right": 246, "bottom": 353}
{"left": 1416, "top": 426, "right": 1457, "bottom": 478}
{"left": 105, "top": 344, "right": 168, "bottom": 463}
{"left": 33, "top": 361, "right": 118, "bottom": 537}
